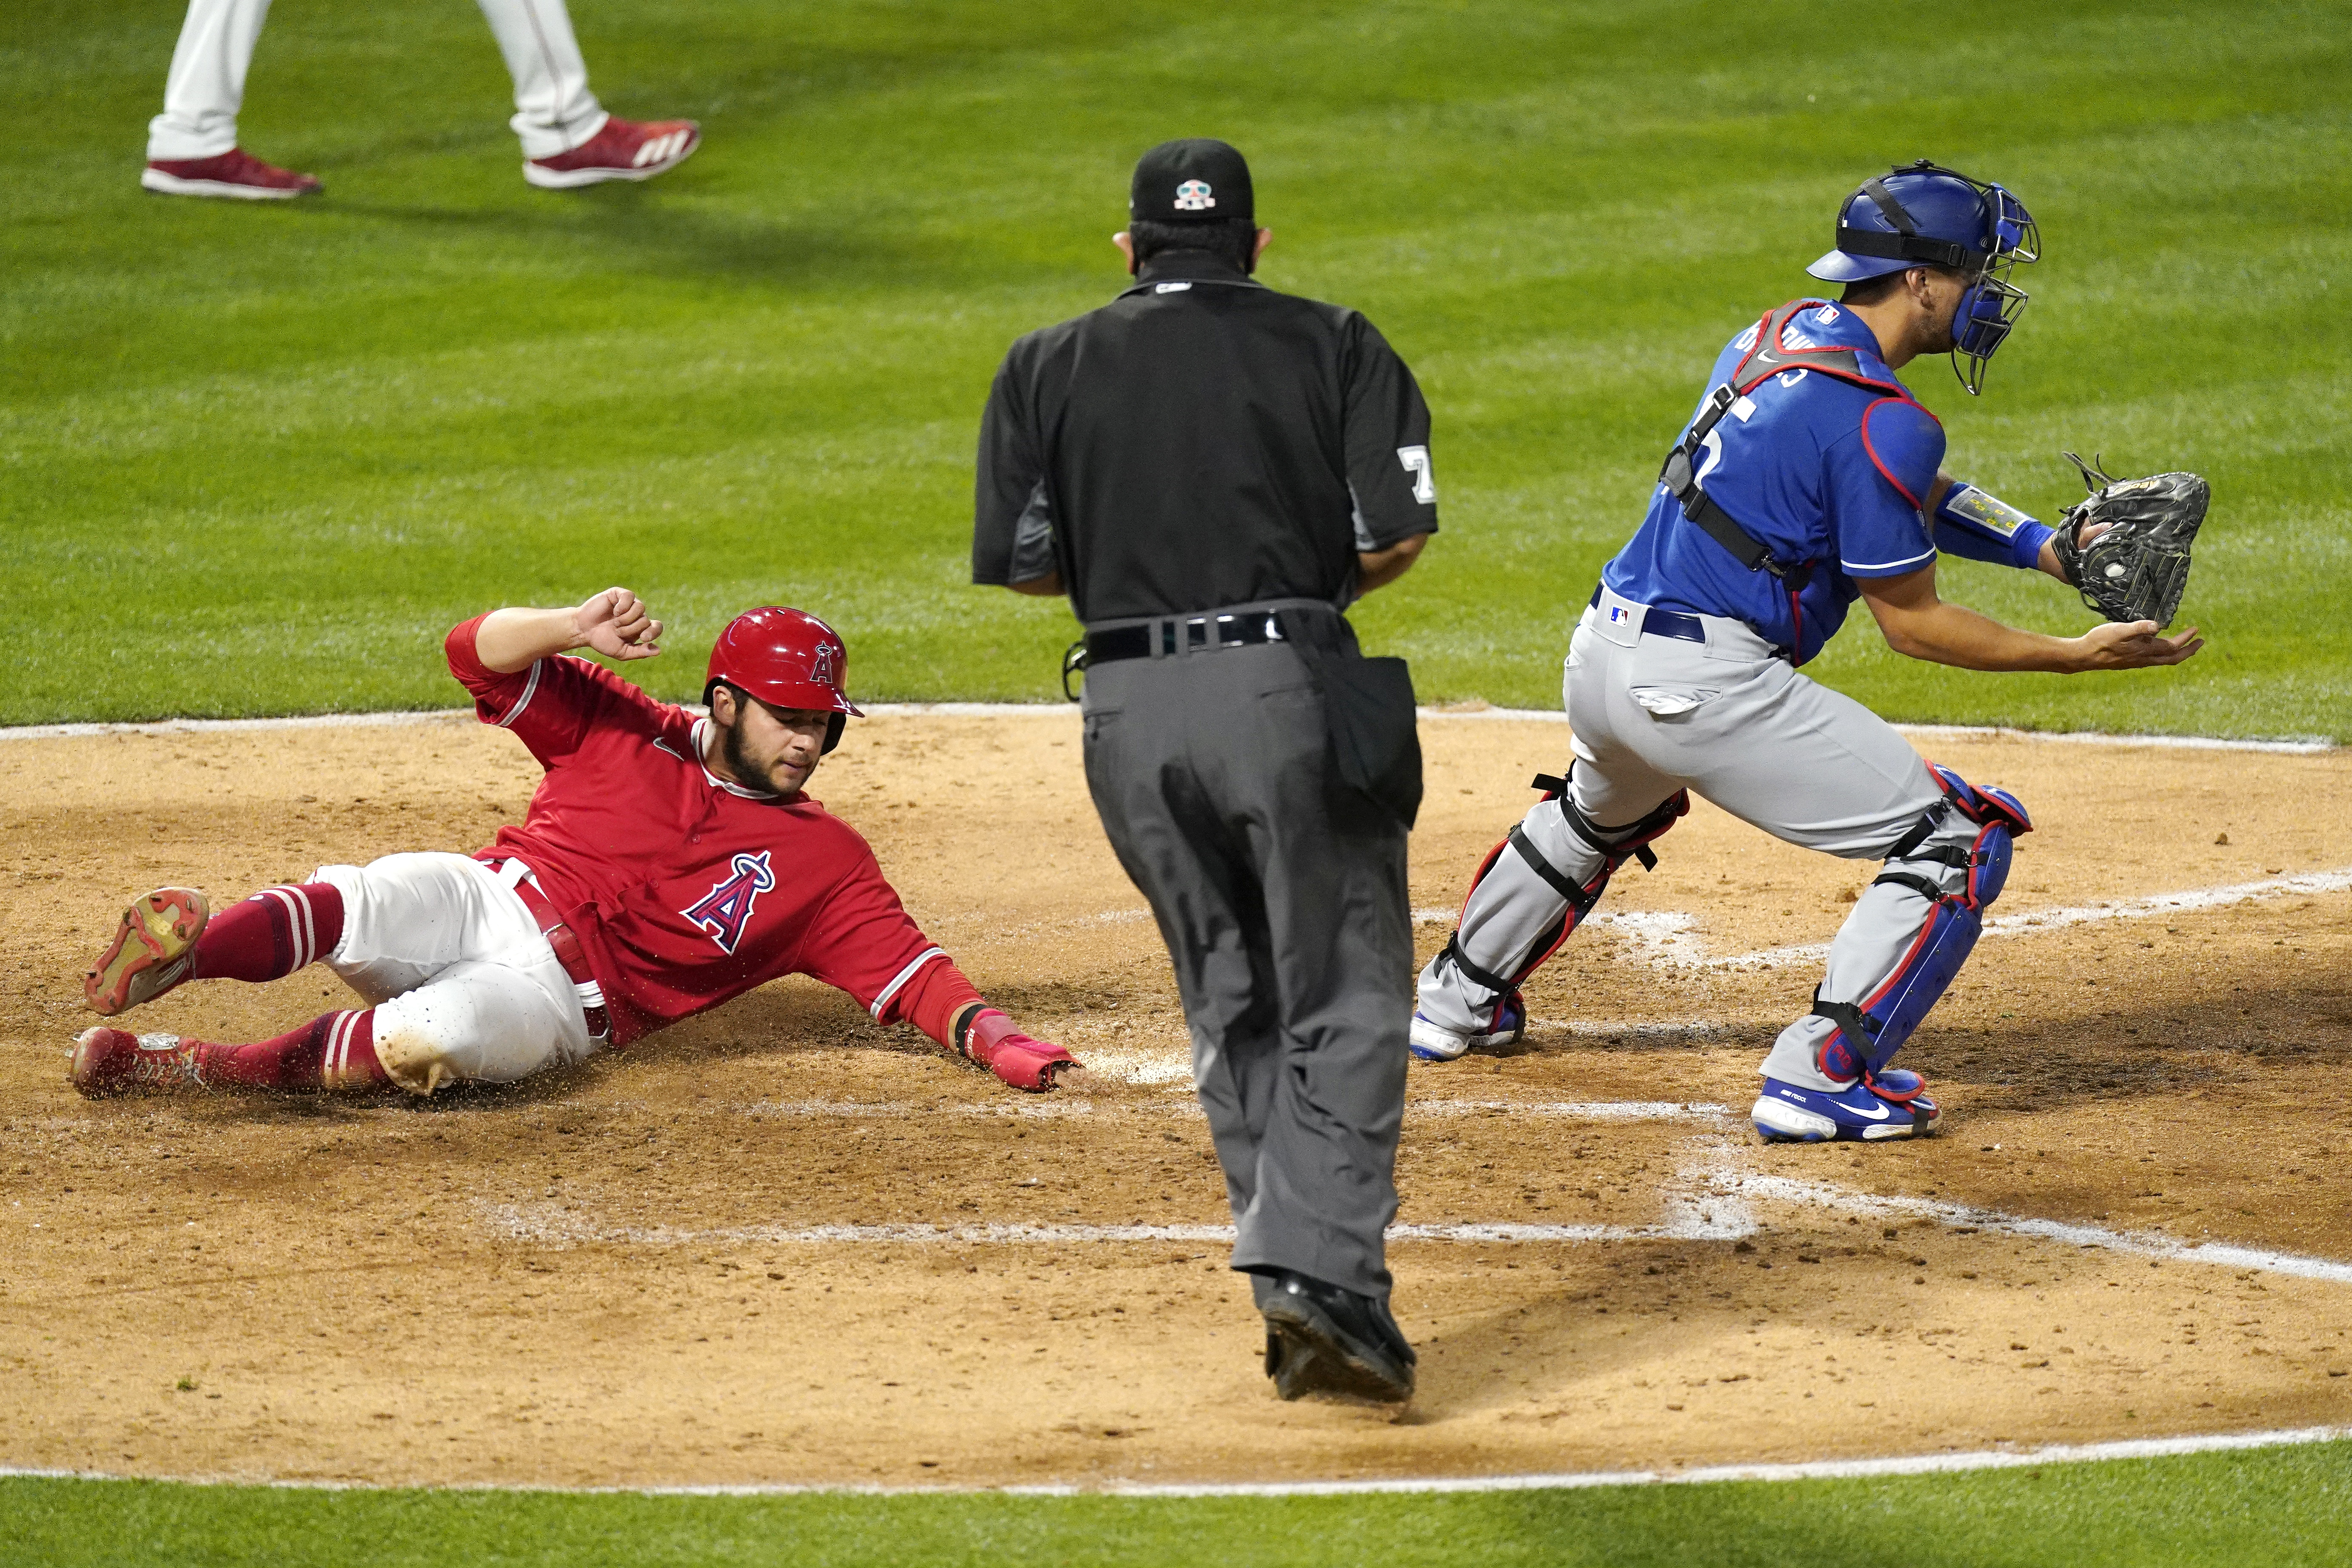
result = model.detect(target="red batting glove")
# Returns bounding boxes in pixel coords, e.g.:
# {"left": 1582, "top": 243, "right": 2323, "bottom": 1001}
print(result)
{"left": 963, "top": 1008, "right": 1080, "bottom": 1093}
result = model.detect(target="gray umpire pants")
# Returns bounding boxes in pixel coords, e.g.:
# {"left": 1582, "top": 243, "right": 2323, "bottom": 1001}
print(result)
{"left": 1418, "top": 585, "right": 1993, "bottom": 1090}
{"left": 1082, "top": 627, "right": 1412, "bottom": 1301}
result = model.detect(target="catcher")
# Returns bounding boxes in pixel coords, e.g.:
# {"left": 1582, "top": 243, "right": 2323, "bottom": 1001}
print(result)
{"left": 70, "top": 589, "right": 1080, "bottom": 1099}
{"left": 1411, "top": 160, "right": 2209, "bottom": 1144}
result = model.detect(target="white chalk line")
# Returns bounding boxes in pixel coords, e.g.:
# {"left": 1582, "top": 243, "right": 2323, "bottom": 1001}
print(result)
{"left": 1719, "top": 1173, "right": 2352, "bottom": 1285}
{"left": 1407, "top": 1100, "right": 1728, "bottom": 1122}
{"left": 1075, "top": 1037, "right": 1746, "bottom": 1087}
{"left": 1416, "top": 867, "right": 2350, "bottom": 982}
{"left": 1680, "top": 866, "right": 2352, "bottom": 973}
{"left": 1666, "top": 1137, "right": 2352, "bottom": 1284}
{"left": 1039, "top": 1424, "right": 2352, "bottom": 1498}
{"left": 474, "top": 1163, "right": 2352, "bottom": 1288}
{"left": 473, "top": 1205, "right": 1709, "bottom": 1249}
{"left": 0, "top": 706, "right": 2333, "bottom": 753}
{"left": 737, "top": 1098, "right": 1727, "bottom": 1123}
{"left": 0, "top": 709, "right": 474, "bottom": 742}
{"left": 6, "top": 1422, "right": 2346, "bottom": 1496}
{"left": 1420, "top": 710, "right": 2337, "bottom": 754}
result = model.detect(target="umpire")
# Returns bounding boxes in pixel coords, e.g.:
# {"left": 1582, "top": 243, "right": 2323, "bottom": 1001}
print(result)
{"left": 972, "top": 138, "right": 1437, "bottom": 1403}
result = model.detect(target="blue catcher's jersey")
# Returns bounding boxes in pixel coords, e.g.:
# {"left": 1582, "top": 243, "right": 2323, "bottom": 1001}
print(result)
{"left": 1602, "top": 301, "right": 1945, "bottom": 665}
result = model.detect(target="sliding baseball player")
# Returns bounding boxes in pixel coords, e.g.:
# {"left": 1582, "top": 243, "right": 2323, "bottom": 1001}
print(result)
{"left": 72, "top": 589, "right": 1077, "bottom": 1098}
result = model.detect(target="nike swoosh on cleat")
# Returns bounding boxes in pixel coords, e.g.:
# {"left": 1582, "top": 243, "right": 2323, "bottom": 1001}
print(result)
{"left": 1847, "top": 1099, "right": 1892, "bottom": 1121}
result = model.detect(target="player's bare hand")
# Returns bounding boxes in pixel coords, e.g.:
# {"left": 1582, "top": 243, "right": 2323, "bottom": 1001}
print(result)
{"left": 2071, "top": 618, "right": 2203, "bottom": 671}
{"left": 575, "top": 587, "right": 663, "bottom": 661}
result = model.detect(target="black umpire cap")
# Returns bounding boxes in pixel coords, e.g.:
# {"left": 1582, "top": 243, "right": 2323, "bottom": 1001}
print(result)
{"left": 1130, "top": 138, "right": 1254, "bottom": 225}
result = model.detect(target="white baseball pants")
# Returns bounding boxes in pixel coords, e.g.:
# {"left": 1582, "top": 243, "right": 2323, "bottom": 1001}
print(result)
{"left": 147, "top": 0, "right": 609, "bottom": 162}
{"left": 1418, "top": 586, "right": 1991, "bottom": 1090}
{"left": 310, "top": 853, "right": 597, "bottom": 1094}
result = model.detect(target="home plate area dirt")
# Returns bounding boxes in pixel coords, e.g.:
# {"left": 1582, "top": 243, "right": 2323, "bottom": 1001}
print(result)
{"left": 2, "top": 711, "right": 2348, "bottom": 1488}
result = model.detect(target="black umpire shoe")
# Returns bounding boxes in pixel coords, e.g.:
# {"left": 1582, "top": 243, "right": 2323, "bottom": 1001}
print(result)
{"left": 1259, "top": 1271, "right": 1416, "bottom": 1404}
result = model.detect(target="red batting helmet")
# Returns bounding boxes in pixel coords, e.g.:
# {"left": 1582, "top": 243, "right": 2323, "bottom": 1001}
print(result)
{"left": 705, "top": 607, "right": 862, "bottom": 753}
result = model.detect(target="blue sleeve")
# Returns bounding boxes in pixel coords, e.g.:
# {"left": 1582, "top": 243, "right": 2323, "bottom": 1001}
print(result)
{"left": 1829, "top": 398, "right": 1943, "bottom": 578}
{"left": 1933, "top": 482, "right": 2055, "bottom": 570}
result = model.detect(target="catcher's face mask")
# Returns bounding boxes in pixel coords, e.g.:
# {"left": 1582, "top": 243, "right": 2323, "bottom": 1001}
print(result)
{"left": 1946, "top": 179, "right": 2039, "bottom": 395}
{"left": 1815, "top": 159, "right": 2040, "bottom": 395}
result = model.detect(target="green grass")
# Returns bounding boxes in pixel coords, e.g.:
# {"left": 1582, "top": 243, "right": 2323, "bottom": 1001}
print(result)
{"left": 7, "top": 1441, "right": 2352, "bottom": 1566}
{"left": 4, "top": 0, "right": 2348, "bottom": 735}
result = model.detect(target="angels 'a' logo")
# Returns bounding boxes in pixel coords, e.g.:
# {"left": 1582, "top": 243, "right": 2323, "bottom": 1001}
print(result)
{"left": 810, "top": 640, "right": 837, "bottom": 689}
{"left": 680, "top": 850, "right": 776, "bottom": 955}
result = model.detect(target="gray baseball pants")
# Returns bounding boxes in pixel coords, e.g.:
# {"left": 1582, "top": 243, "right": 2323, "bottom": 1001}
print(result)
{"left": 1418, "top": 586, "right": 1995, "bottom": 1090}
{"left": 1083, "top": 631, "right": 1412, "bottom": 1300}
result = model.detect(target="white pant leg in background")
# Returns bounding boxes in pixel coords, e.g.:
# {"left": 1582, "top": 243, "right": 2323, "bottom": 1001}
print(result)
{"left": 475, "top": 0, "right": 608, "bottom": 159}
{"left": 310, "top": 852, "right": 595, "bottom": 1094}
{"left": 147, "top": 0, "right": 606, "bottom": 165}
{"left": 147, "top": 0, "right": 274, "bottom": 161}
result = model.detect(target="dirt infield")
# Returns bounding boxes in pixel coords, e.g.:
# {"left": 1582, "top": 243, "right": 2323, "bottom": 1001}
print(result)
{"left": 3, "top": 711, "right": 2349, "bottom": 1488}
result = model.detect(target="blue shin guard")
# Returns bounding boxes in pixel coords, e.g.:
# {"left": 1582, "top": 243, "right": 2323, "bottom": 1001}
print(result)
{"left": 1813, "top": 769, "right": 2030, "bottom": 1087}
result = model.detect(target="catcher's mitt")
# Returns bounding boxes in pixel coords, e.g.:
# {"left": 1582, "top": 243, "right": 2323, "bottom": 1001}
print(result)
{"left": 2050, "top": 453, "right": 2208, "bottom": 627}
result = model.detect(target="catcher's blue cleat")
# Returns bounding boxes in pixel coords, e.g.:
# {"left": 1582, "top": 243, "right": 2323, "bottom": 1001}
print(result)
{"left": 1751, "top": 1074, "right": 1939, "bottom": 1143}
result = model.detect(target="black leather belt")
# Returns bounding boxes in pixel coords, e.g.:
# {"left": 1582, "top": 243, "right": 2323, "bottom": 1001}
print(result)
{"left": 1084, "top": 610, "right": 1286, "bottom": 666}
{"left": 1588, "top": 584, "right": 1705, "bottom": 645}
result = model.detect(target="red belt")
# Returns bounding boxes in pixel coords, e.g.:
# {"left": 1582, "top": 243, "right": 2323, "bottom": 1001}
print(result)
{"left": 490, "top": 859, "right": 611, "bottom": 1040}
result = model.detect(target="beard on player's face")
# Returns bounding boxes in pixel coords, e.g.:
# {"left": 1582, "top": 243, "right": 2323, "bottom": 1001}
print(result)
{"left": 1914, "top": 270, "right": 1967, "bottom": 355}
{"left": 714, "top": 692, "right": 824, "bottom": 796}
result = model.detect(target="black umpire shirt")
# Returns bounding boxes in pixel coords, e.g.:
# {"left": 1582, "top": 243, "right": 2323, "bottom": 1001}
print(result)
{"left": 970, "top": 250, "right": 1437, "bottom": 623}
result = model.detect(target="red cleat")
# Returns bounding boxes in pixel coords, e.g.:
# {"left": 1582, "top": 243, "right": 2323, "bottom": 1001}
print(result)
{"left": 525, "top": 116, "right": 700, "bottom": 189}
{"left": 141, "top": 148, "right": 322, "bottom": 200}
{"left": 83, "top": 888, "right": 209, "bottom": 1016}
{"left": 70, "top": 1028, "right": 202, "bottom": 1099}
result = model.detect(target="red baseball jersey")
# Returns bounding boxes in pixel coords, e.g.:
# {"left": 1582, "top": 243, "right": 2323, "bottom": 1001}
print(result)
{"left": 445, "top": 617, "right": 978, "bottom": 1048}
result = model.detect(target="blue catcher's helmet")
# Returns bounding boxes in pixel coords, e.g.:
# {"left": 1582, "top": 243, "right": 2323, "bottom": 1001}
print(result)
{"left": 1807, "top": 159, "right": 2039, "bottom": 394}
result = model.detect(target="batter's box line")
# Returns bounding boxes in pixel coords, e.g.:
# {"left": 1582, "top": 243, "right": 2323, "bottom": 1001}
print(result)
{"left": 1485, "top": 866, "right": 2352, "bottom": 979}
{"left": 477, "top": 1165, "right": 2352, "bottom": 1290}
{"left": 1715, "top": 1172, "right": 2352, "bottom": 1286}
{"left": 471, "top": 1204, "right": 1722, "bottom": 1249}
{"left": 732, "top": 1099, "right": 1729, "bottom": 1123}
{"left": 1412, "top": 712, "right": 2339, "bottom": 755}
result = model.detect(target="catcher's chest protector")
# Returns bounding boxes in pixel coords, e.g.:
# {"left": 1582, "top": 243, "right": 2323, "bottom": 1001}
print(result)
{"left": 1658, "top": 300, "right": 1915, "bottom": 591}
{"left": 1726, "top": 299, "right": 1909, "bottom": 403}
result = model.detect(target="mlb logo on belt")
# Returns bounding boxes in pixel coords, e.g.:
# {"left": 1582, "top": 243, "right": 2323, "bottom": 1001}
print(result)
{"left": 1608, "top": 605, "right": 1633, "bottom": 625}
{"left": 1173, "top": 179, "right": 1215, "bottom": 211}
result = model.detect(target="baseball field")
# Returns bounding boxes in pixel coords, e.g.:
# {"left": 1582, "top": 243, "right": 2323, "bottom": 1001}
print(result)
{"left": 6, "top": 0, "right": 2351, "bottom": 1563}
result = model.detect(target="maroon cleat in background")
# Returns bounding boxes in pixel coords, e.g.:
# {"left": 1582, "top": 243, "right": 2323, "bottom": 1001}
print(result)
{"left": 142, "top": 147, "right": 322, "bottom": 199}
